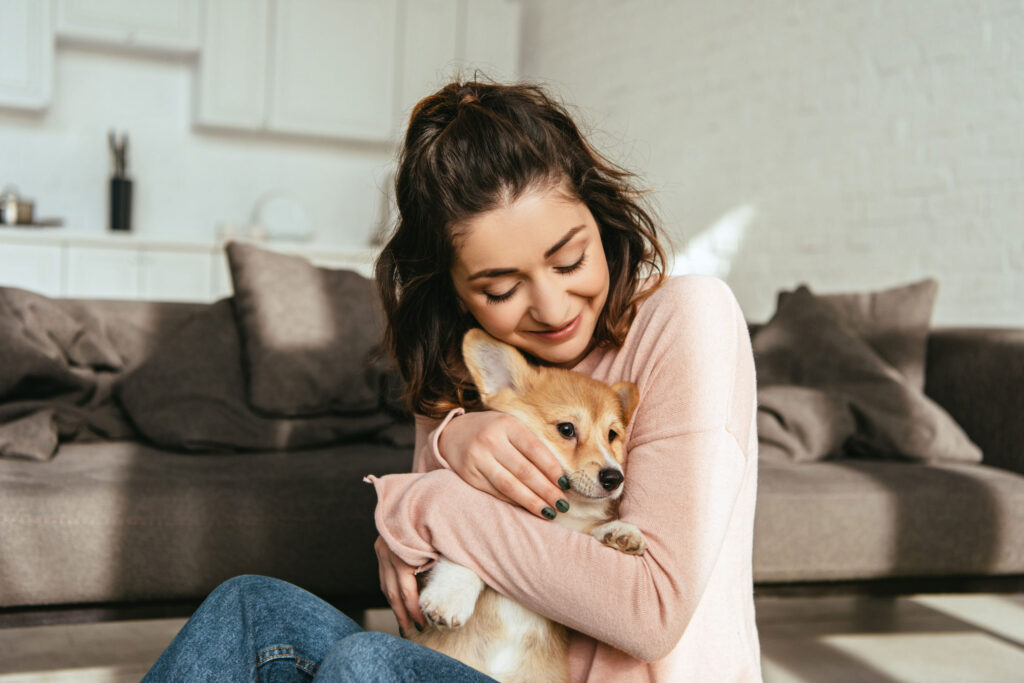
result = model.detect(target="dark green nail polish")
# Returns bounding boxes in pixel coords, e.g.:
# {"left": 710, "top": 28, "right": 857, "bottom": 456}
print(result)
{"left": 399, "top": 626, "right": 406, "bottom": 638}
{"left": 414, "top": 621, "right": 424, "bottom": 632}
{"left": 542, "top": 506, "right": 556, "bottom": 519}
{"left": 556, "top": 499, "right": 570, "bottom": 513}
{"left": 558, "top": 475, "right": 570, "bottom": 490}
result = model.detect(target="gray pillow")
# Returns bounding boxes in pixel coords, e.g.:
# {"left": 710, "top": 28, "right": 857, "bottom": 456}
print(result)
{"left": 116, "top": 298, "right": 396, "bottom": 452}
{"left": 225, "top": 241, "right": 401, "bottom": 417}
{"left": 776, "top": 278, "right": 937, "bottom": 390}
{"left": 754, "top": 285, "right": 981, "bottom": 465}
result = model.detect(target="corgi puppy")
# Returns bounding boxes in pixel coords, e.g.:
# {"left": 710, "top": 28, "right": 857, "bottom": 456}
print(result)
{"left": 407, "top": 328, "right": 644, "bottom": 683}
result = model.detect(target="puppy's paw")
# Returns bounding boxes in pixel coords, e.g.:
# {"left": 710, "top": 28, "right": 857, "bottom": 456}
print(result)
{"left": 419, "top": 559, "right": 484, "bottom": 630}
{"left": 591, "top": 520, "right": 646, "bottom": 555}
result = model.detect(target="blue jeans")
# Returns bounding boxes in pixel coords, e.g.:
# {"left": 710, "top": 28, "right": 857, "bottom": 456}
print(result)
{"left": 143, "top": 575, "right": 496, "bottom": 682}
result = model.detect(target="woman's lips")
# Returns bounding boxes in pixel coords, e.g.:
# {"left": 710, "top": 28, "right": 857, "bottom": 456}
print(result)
{"left": 528, "top": 313, "right": 581, "bottom": 341}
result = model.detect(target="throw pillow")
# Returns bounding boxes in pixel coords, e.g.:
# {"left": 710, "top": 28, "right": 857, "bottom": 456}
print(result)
{"left": 116, "top": 298, "right": 396, "bottom": 452}
{"left": 776, "top": 278, "right": 937, "bottom": 390}
{"left": 753, "top": 285, "right": 981, "bottom": 465}
{"left": 226, "top": 241, "right": 400, "bottom": 417}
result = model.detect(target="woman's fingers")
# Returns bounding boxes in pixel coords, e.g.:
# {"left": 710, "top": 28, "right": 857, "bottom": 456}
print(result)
{"left": 505, "top": 423, "right": 569, "bottom": 513}
{"left": 397, "top": 563, "right": 426, "bottom": 630}
{"left": 375, "top": 537, "right": 423, "bottom": 634}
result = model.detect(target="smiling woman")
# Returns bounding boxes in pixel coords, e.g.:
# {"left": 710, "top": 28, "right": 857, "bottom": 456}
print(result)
{"left": 144, "top": 79, "right": 760, "bottom": 683}
{"left": 449, "top": 182, "right": 610, "bottom": 368}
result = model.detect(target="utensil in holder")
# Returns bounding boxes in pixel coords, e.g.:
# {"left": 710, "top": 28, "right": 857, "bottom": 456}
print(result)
{"left": 110, "top": 176, "right": 132, "bottom": 232}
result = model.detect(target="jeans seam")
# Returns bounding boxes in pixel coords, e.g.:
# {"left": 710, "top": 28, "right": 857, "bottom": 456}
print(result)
{"left": 256, "top": 645, "right": 317, "bottom": 677}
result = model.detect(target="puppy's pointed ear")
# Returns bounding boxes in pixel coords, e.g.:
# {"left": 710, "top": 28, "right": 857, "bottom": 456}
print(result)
{"left": 612, "top": 381, "right": 639, "bottom": 426}
{"left": 462, "top": 329, "right": 533, "bottom": 399}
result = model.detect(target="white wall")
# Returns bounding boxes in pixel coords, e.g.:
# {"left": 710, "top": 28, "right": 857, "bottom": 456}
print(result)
{"left": 0, "top": 45, "right": 394, "bottom": 246}
{"left": 520, "top": 1, "right": 1024, "bottom": 325}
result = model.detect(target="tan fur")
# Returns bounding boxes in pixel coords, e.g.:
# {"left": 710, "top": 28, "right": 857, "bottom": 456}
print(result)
{"left": 408, "top": 329, "right": 643, "bottom": 683}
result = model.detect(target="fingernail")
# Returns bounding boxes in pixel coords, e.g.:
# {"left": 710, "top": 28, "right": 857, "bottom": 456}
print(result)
{"left": 542, "top": 507, "right": 556, "bottom": 520}
{"left": 414, "top": 621, "right": 424, "bottom": 632}
{"left": 556, "top": 499, "right": 570, "bottom": 513}
{"left": 399, "top": 626, "right": 406, "bottom": 638}
{"left": 558, "top": 475, "right": 571, "bottom": 490}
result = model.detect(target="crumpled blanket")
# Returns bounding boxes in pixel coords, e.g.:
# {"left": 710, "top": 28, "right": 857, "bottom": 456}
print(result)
{"left": 0, "top": 288, "right": 139, "bottom": 460}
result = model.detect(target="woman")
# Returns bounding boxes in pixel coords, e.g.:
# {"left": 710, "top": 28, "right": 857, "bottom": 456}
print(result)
{"left": 145, "top": 80, "right": 760, "bottom": 682}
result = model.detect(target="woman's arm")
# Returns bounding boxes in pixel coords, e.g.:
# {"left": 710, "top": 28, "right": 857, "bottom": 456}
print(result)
{"left": 372, "top": 276, "right": 756, "bottom": 661}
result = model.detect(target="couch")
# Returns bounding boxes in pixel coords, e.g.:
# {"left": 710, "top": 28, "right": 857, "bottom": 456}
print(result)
{"left": 1, "top": 250, "right": 1021, "bottom": 627}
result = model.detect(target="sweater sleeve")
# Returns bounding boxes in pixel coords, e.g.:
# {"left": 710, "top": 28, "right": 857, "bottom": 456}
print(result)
{"left": 370, "top": 276, "right": 756, "bottom": 662}
{"left": 411, "top": 408, "right": 465, "bottom": 473}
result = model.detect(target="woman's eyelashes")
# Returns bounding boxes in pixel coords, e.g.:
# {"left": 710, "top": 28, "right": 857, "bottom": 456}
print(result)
{"left": 482, "top": 251, "right": 588, "bottom": 305}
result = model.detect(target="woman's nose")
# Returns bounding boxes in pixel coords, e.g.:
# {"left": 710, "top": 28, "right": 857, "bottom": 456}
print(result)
{"left": 528, "top": 277, "right": 568, "bottom": 326}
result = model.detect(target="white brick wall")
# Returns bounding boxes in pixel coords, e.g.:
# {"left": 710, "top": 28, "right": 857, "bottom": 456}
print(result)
{"left": 520, "top": 0, "right": 1024, "bottom": 325}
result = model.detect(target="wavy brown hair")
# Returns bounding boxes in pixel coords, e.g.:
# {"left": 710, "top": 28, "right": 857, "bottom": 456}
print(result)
{"left": 375, "top": 79, "right": 669, "bottom": 418}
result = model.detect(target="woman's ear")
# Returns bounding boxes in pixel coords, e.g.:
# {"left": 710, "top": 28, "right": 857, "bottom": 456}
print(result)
{"left": 462, "top": 329, "right": 533, "bottom": 399}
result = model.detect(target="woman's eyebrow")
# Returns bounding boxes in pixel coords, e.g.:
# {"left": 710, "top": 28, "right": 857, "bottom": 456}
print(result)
{"left": 544, "top": 225, "right": 585, "bottom": 258}
{"left": 467, "top": 225, "right": 586, "bottom": 281}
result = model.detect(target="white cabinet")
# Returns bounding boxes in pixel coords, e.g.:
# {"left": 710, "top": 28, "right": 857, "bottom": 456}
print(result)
{"left": 197, "top": 0, "right": 521, "bottom": 142}
{"left": 0, "top": 0, "right": 53, "bottom": 110}
{"left": 66, "top": 245, "right": 140, "bottom": 299}
{"left": 0, "top": 242, "right": 62, "bottom": 297}
{"left": 198, "top": 0, "right": 399, "bottom": 141}
{"left": 395, "top": 0, "right": 459, "bottom": 127}
{"left": 56, "top": 0, "right": 201, "bottom": 53}
{"left": 0, "top": 232, "right": 378, "bottom": 301}
{"left": 194, "top": 0, "right": 269, "bottom": 130}
{"left": 139, "top": 248, "right": 215, "bottom": 302}
{"left": 267, "top": 0, "right": 398, "bottom": 141}
{"left": 462, "top": 0, "right": 521, "bottom": 82}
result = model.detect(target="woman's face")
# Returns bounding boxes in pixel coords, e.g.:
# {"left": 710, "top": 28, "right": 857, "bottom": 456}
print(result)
{"left": 450, "top": 183, "right": 610, "bottom": 368}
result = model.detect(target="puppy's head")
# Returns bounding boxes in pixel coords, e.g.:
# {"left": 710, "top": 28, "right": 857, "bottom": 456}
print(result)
{"left": 462, "top": 328, "right": 639, "bottom": 500}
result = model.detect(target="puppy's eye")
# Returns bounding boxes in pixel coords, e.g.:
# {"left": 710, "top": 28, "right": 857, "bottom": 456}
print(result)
{"left": 609, "top": 430, "right": 618, "bottom": 443}
{"left": 556, "top": 422, "right": 576, "bottom": 439}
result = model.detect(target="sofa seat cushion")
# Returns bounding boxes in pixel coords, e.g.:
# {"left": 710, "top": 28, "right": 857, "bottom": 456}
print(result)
{"left": 754, "top": 460, "right": 1024, "bottom": 583}
{"left": 0, "top": 440, "right": 411, "bottom": 609}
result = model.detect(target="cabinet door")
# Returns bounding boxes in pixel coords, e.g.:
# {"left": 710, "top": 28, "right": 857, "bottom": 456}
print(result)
{"left": 195, "top": 0, "right": 269, "bottom": 130}
{"left": 462, "top": 0, "right": 520, "bottom": 81}
{"left": 396, "top": 0, "right": 458, "bottom": 129}
{"left": 56, "top": 0, "right": 201, "bottom": 53}
{"left": 0, "top": 0, "right": 53, "bottom": 110}
{"left": 0, "top": 242, "right": 62, "bottom": 297}
{"left": 139, "top": 249, "right": 215, "bottom": 302}
{"left": 268, "top": 0, "right": 398, "bottom": 141}
{"left": 66, "top": 246, "right": 140, "bottom": 299}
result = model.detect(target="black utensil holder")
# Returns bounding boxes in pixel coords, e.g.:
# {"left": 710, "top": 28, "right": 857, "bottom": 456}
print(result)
{"left": 110, "top": 177, "right": 132, "bottom": 232}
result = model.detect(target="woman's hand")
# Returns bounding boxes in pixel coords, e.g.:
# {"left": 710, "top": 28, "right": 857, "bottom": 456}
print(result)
{"left": 375, "top": 535, "right": 425, "bottom": 635}
{"left": 438, "top": 410, "right": 569, "bottom": 519}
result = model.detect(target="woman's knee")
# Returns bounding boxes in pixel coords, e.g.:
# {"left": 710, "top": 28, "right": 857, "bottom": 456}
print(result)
{"left": 204, "top": 574, "right": 300, "bottom": 614}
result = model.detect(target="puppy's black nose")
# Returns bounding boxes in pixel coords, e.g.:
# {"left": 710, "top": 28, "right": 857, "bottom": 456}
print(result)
{"left": 599, "top": 468, "right": 624, "bottom": 491}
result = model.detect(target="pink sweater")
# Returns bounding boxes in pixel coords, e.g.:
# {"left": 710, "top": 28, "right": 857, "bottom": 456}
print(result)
{"left": 369, "top": 275, "right": 762, "bottom": 681}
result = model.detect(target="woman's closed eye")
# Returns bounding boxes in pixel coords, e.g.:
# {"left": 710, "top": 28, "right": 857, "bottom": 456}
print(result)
{"left": 555, "top": 251, "right": 587, "bottom": 275}
{"left": 484, "top": 285, "right": 519, "bottom": 304}
{"left": 483, "top": 251, "right": 588, "bottom": 304}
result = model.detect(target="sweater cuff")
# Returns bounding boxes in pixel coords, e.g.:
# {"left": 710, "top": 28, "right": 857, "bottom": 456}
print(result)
{"left": 428, "top": 407, "right": 465, "bottom": 470}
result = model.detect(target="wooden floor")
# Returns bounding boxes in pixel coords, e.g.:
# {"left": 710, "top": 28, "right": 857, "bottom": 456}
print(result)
{"left": 0, "top": 594, "right": 1022, "bottom": 682}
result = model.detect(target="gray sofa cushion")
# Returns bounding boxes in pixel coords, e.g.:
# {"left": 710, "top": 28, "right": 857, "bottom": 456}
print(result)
{"left": 0, "top": 440, "right": 411, "bottom": 608}
{"left": 754, "top": 460, "right": 1024, "bottom": 583}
